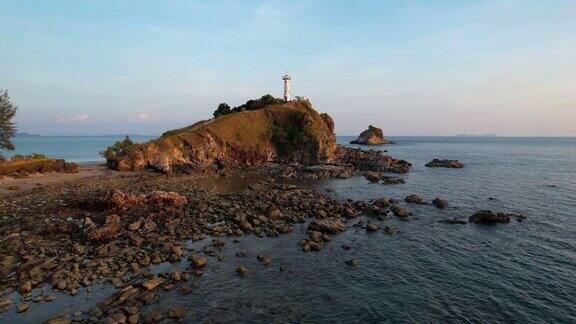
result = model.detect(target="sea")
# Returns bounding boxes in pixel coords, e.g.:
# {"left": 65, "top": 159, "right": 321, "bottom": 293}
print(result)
{"left": 1, "top": 135, "right": 575, "bottom": 323}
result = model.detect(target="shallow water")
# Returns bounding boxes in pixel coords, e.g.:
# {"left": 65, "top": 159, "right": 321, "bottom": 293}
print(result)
{"left": 3, "top": 136, "right": 576, "bottom": 323}
{"left": 153, "top": 136, "right": 576, "bottom": 323}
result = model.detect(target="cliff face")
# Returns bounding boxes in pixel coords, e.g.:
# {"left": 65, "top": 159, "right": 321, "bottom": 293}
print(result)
{"left": 109, "top": 100, "right": 338, "bottom": 172}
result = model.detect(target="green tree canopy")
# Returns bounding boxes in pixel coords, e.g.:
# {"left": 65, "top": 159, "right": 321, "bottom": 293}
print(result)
{"left": 0, "top": 90, "right": 18, "bottom": 156}
{"left": 213, "top": 103, "right": 232, "bottom": 118}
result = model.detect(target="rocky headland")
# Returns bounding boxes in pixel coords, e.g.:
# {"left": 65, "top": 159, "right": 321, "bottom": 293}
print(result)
{"left": 105, "top": 100, "right": 410, "bottom": 175}
{"left": 349, "top": 125, "right": 394, "bottom": 145}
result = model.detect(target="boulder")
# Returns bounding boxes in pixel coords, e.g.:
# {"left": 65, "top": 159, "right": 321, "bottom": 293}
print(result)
{"left": 307, "top": 218, "right": 346, "bottom": 234}
{"left": 469, "top": 210, "right": 525, "bottom": 224}
{"left": 425, "top": 159, "right": 464, "bottom": 168}
{"left": 349, "top": 125, "right": 394, "bottom": 145}
{"left": 391, "top": 206, "right": 410, "bottom": 218}
{"left": 404, "top": 194, "right": 424, "bottom": 204}
{"left": 432, "top": 198, "right": 448, "bottom": 209}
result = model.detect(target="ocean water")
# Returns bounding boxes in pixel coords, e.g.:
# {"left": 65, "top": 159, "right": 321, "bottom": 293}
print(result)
{"left": 3, "top": 136, "right": 576, "bottom": 323}
{"left": 2, "top": 135, "right": 156, "bottom": 162}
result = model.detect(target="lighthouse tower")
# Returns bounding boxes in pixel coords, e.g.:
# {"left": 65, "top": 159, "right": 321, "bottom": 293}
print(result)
{"left": 282, "top": 72, "right": 291, "bottom": 101}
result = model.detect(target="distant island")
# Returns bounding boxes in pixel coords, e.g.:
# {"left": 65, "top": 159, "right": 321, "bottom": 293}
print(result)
{"left": 453, "top": 133, "right": 499, "bottom": 137}
{"left": 15, "top": 132, "right": 39, "bottom": 137}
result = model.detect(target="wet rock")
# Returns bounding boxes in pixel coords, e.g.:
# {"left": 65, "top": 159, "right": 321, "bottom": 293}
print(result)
{"left": 384, "top": 225, "right": 397, "bottom": 235}
{"left": 142, "top": 277, "right": 165, "bottom": 291}
{"left": 212, "top": 239, "right": 225, "bottom": 249}
{"left": 17, "top": 303, "right": 29, "bottom": 313}
{"left": 169, "top": 307, "right": 186, "bottom": 319}
{"left": 145, "top": 308, "right": 165, "bottom": 323}
{"left": 20, "top": 280, "right": 33, "bottom": 294}
{"left": 339, "top": 148, "right": 411, "bottom": 173}
{"left": 364, "top": 172, "right": 381, "bottom": 182}
{"left": 341, "top": 245, "right": 352, "bottom": 250}
{"left": 169, "top": 270, "right": 182, "bottom": 282}
{"left": 237, "top": 265, "right": 249, "bottom": 277}
{"left": 188, "top": 255, "right": 207, "bottom": 268}
{"left": 345, "top": 259, "right": 358, "bottom": 267}
{"left": 45, "top": 315, "right": 71, "bottom": 324}
{"left": 391, "top": 206, "right": 410, "bottom": 218}
{"left": 432, "top": 198, "right": 448, "bottom": 209}
{"left": 469, "top": 210, "right": 509, "bottom": 224}
{"left": 86, "top": 214, "right": 121, "bottom": 243}
{"left": 381, "top": 176, "right": 405, "bottom": 185}
{"left": 179, "top": 285, "right": 193, "bottom": 295}
{"left": 309, "top": 230, "right": 323, "bottom": 243}
{"left": 425, "top": 159, "right": 464, "bottom": 168}
{"left": 257, "top": 255, "right": 272, "bottom": 266}
{"left": 0, "top": 298, "right": 12, "bottom": 313}
{"left": 366, "top": 223, "right": 380, "bottom": 232}
{"left": 264, "top": 204, "right": 281, "bottom": 219}
{"left": 308, "top": 241, "right": 323, "bottom": 251}
{"left": 469, "top": 210, "right": 525, "bottom": 224}
{"left": 404, "top": 194, "right": 423, "bottom": 204}
{"left": 128, "top": 218, "right": 142, "bottom": 231}
{"left": 307, "top": 218, "right": 346, "bottom": 234}
{"left": 439, "top": 218, "right": 467, "bottom": 224}
{"left": 44, "top": 295, "right": 57, "bottom": 302}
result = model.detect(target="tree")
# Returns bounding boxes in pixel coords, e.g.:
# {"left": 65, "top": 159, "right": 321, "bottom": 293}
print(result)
{"left": 213, "top": 103, "right": 231, "bottom": 118}
{"left": 0, "top": 90, "right": 17, "bottom": 156}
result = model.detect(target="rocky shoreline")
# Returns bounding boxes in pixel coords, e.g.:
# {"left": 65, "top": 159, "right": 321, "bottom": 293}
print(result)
{"left": 0, "top": 159, "right": 527, "bottom": 322}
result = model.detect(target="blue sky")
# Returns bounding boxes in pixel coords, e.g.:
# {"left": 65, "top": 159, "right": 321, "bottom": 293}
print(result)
{"left": 0, "top": 0, "right": 575, "bottom": 136}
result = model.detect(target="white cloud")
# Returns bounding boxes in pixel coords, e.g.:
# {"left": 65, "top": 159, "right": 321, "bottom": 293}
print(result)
{"left": 128, "top": 113, "right": 159, "bottom": 123}
{"left": 57, "top": 113, "right": 90, "bottom": 124}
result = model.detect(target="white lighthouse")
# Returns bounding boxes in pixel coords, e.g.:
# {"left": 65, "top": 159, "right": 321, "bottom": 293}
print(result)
{"left": 282, "top": 72, "right": 291, "bottom": 101}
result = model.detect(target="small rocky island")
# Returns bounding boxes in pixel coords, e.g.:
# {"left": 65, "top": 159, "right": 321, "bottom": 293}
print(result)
{"left": 349, "top": 125, "right": 394, "bottom": 145}
{"left": 425, "top": 159, "right": 464, "bottom": 168}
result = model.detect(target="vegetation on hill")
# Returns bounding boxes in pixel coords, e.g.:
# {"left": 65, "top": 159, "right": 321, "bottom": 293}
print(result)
{"left": 0, "top": 90, "right": 18, "bottom": 158}
{"left": 213, "top": 94, "right": 285, "bottom": 118}
{"left": 101, "top": 136, "right": 136, "bottom": 168}
{"left": 270, "top": 112, "right": 310, "bottom": 156}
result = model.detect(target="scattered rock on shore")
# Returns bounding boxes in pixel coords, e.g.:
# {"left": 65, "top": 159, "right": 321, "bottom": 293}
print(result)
{"left": 307, "top": 218, "right": 346, "bottom": 234}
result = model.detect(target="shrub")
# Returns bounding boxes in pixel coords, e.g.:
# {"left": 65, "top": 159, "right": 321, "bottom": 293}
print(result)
{"left": 12, "top": 153, "right": 47, "bottom": 160}
{"left": 101, "top": 136, "right": 135, "bottom": 161}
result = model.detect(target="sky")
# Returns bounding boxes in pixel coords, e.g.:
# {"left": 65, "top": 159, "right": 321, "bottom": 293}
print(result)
{"left": 0, "top": 0, "right": 575, "bottom": 136}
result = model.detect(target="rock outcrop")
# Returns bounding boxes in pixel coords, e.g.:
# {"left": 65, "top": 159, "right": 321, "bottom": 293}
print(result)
{"left": 425, "top": 159, "right": 464, "bottom": 168}
{"left": 0, "top": 157, "right": 78, "bottom": 176}
{"left": 468, "top": 210, "right": 526, "bottom": 224}
{"left": 349, "top": 125, "right": 394, "bottom": 145}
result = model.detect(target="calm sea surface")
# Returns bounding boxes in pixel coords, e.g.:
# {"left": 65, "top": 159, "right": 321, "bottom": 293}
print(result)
{"left": 2, "top": 136, "right": 576, "bottom": 323}
{"left": 3, "top": 135, "right": 156, "bottom": 162}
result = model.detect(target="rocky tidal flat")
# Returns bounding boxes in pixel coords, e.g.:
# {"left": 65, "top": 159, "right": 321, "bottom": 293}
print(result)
{"left": 0, "top": 160, "right": 528, "bottom": 323}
